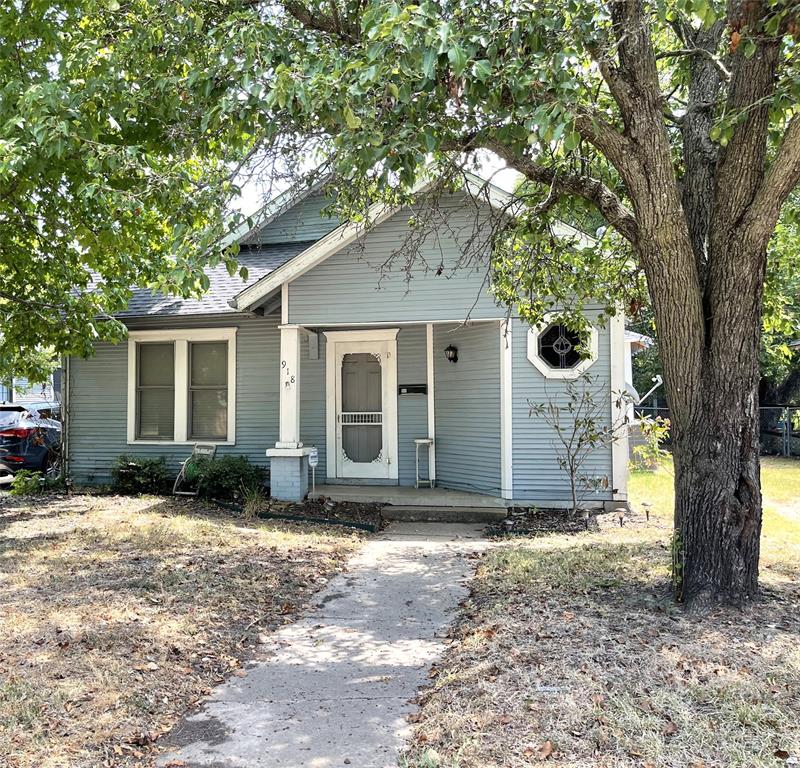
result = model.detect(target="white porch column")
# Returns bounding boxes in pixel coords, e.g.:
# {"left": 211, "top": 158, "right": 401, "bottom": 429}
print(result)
{"left": 500, "top": 319, "right": 514, "bottom": 501}
{"left": 277, "top": 324, "right": 302, "bottom": 449}
{"left": 268, "top": 323, "right": 311, "bottom": 501}
{"left": 426, "top": 323, "right": 436, "bottom": 483}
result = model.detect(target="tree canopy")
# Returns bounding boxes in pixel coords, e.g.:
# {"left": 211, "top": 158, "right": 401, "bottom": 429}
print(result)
{"left": 188, "top": 0, "right": 800, "bottom": 602}
{"left": 0, "top": 2, "right": 253, "bottom": 380}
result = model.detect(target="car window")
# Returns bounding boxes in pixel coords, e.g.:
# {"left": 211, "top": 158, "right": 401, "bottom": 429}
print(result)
{"left": 0, "top": 410, "right": 22, "bottom": 427}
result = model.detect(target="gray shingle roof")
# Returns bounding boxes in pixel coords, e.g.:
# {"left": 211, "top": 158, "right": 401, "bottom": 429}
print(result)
{"left": 116, "top": 242, "right": 311, "bottom": 317}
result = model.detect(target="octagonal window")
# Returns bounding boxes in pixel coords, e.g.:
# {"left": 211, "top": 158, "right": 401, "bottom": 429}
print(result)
{"left": 538, "top": 323, "right": 583, "bottom": 370}
{"left": 527, "top": 314, "right": 598, "bottom": 379}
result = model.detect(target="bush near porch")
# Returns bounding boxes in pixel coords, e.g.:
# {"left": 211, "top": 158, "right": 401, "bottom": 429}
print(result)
{"left": 0, "top": 493, "right": 362, "bottom": 768}
{"left": 110, "top": 453, "right": 267, "bottom": 500}
{"left": 403, "top": 456, "right": 800, "bottom": 768}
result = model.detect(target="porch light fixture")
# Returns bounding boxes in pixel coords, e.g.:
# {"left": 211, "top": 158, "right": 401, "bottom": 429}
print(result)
{"left": 444, "top": 344, "right": 458, "bottom": 364}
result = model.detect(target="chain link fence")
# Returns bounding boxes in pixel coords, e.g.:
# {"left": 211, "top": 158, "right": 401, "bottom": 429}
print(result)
{"left": 759, "top": 406, "right": 800, "bottom": 458}
{"left": 632, "top": 405, "right": 800, "bottom": 458}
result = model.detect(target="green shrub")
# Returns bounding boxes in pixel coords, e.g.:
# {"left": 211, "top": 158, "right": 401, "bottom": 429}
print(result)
{"left": 111, "top": 455, "right": 171, "bottom": 495}
{"left": 193, "top": 455, "right": 266, "bottom": 501}
{"left": 10, "top": 470, "right": 45, "bottom": 496}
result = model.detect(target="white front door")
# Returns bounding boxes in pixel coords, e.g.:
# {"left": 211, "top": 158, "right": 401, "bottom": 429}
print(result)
{"left": 325, "top": 330, "right": 398, "bottom": 481}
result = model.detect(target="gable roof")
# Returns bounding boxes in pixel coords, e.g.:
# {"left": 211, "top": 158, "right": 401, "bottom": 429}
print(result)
{"left": 228, "top": 172, "right": 509, "bottom": 312}
{"left": 117, "top": 242, "right": 310, "bottom": 317}
{"left": 228, "top": 171, "right": 592, "bottom": 313}
{"left": 221, "top": 174, "right": 332, "bottom": 250}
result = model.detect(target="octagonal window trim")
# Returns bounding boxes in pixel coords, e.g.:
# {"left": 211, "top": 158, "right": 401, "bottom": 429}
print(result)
{"left": 527, "top": 313, "right": 599, "bottom": 379}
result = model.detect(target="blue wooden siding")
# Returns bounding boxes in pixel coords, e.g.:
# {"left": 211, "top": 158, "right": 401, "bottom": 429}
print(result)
{"left": 299, "top": 331, "right": 327, "bottom": 484}
{"left": 433, "top": 322, "right": 502, "bottom": 496}
{"left": 396, "top": 326, "right": 429, "bottom": 486}
{"left": 251, "top": 193, "right": 340, "bottom": 245}
{"left": 287, "top": 194, "right": 505, "bottom": 325}
{"left": 68, "top": 315, "right": 280, "bottom": 485}
{"left": 511, "top": 315, "right": 614, "bottom": 503}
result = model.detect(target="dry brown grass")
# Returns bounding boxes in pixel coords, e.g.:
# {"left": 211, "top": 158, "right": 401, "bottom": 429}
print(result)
{"left": 403, "top": 465, "right": 800, "bottom": 768}
{"left": 0, "top": 493, "right": 362, "bottom": 768}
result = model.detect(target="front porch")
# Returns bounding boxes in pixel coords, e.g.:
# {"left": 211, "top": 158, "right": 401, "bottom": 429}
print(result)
{"left": 267, "top": 319, "right": 513, "bottom": 503}
{"left": 310, "top": 483, "right": 506, "bottom": 508}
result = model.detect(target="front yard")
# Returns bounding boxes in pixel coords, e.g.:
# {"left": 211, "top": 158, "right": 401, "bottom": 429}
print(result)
{"left": 0, "top": 494, "right": 362, "bottom": 768}
{"left": 404, "top": 457, "right": 800, "bottom": 768}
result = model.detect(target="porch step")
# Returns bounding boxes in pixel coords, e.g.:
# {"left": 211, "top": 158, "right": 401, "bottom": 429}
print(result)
{"left": 383, "top": 506, "right": 508, "bottom": 523}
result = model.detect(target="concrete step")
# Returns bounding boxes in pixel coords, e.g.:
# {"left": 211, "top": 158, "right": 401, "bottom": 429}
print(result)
{"left": 383, "top": 506, "right": 508, "bottom": 523}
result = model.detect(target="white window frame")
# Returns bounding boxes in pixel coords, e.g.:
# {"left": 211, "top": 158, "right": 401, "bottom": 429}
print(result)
{"left": 127, "top": 328, "right": 237, "bottom": 445}
{"left": 527, "top": 313, "right": 598, "bottom": 380}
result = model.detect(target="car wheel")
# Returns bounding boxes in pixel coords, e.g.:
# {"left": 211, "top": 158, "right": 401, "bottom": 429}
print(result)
{"left": 43, "top": 453, "right": 61, "bottom": 481}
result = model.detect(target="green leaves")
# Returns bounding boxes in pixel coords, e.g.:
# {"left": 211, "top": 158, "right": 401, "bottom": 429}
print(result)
{"left": 0, "top": 0, "right": 252, "bottom": 381}
{"left": 447, "top": 43, "right": 468, "bottom": 76}
{"left": 343, "top": 105, "right": 362, "bottom": 130}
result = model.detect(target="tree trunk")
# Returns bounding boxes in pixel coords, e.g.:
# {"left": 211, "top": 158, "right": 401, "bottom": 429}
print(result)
{"left": 672, "top": 378, "right": 763, "bottom": 603}
{"left": 656, "top": 234, "right": 767, "bottom": 604}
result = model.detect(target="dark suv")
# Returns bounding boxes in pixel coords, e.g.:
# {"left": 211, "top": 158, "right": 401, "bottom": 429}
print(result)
{"left": 0, "top": 403, "right": 62, "bottom": 486}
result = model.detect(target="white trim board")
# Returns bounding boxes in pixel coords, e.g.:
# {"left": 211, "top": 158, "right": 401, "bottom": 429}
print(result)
{"left": 609, "top": 310, "right": 629, "bottom": 500}
{"left": 289, "top": 318, "right": 503, "bottom": 328}
{"left": 426, "top": 323, "right": 436, "bottom": 483}
{"left": 126, "top": 327, "right": 237, "bottom": 445}
{"left": 500, "top": 319, "right": 514, "bottom": 500}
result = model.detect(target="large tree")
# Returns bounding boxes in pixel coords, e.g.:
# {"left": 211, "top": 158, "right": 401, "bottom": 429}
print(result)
{"left": 5, "top": 1, "right": 799, "bottom": 603}
{"left": 203, "top": 0, "right": 800, "bottom": 604}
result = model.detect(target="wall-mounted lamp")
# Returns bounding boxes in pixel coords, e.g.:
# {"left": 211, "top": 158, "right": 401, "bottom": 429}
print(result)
{"left": 444, "top": 344, "right": 458, "bottom": 364}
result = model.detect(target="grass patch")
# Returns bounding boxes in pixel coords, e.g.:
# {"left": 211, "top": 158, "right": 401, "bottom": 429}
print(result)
{"left": 0, "top": 493, "right": 362, "bottom": 768}
{"left": 404, "top": 458, "right": 800, "bottom": 768}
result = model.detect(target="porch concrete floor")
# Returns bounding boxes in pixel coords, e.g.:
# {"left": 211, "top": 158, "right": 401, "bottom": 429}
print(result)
{"left": 157, "top": 523, "right": 489, "bottom": 768}
{"left": 310, "top": 483, "right": 506, "bottom": 508}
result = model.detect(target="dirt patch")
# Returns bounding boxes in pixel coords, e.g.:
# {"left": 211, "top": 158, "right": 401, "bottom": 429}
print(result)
{"left": 487, "top": 506, "right": 604, "bottom": 537}
{"left": 257, "top": 497, "right": 385, "bottom": 529}
{"left": 0, "top": 493, "right": 363, "bottom": 768}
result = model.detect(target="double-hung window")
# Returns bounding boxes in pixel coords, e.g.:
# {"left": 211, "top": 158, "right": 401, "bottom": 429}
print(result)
{"left": 127, "top": 329, "right": 236, "bottom": 444}
{"left": 136, "top": 342, "right": 176, "bottom": 440}
{"left": 188, "top": 341, "right": 228, "bottom": 440}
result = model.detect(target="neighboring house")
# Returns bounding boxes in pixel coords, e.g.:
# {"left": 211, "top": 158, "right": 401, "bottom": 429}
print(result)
{"left": 65, "top": 175, "right": 628, "bottom": 508}
{"left": 0, "top": 374, "right": 60, "bottom": 405}
{"left": 623, "top": 330, "right": 654, "bottom": 420}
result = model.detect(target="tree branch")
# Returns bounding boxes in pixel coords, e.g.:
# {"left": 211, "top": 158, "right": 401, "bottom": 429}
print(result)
{"left": 743, "top": 113, "right": 800, "bottom": 247}
{"left": 655, "top": 48, "right": 731, "bottom": 81}
{"left": 484, "top": 140, "right": 640, "bottom": 245}
{"left": 282, "top": 1, "right": 359, "bottom": 42}
{"left": 572, "top": 109, "right": 638, "bottom": 177}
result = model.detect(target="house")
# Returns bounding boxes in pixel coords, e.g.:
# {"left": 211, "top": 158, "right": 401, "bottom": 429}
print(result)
{"left": 0, "top": 374, "right": 61, "bottom": 405}
{"left": 64, "top": 175, "right": 628, "bottom": 508}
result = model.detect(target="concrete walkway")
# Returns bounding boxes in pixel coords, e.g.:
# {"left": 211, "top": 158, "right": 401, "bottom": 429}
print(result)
{"left": 159, "top": 523, "right": 488, "bottom": 768}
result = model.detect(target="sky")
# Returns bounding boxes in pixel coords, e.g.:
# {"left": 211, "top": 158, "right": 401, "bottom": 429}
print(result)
{"left": 227, "top": 151, "right": 522, "bottom": 218}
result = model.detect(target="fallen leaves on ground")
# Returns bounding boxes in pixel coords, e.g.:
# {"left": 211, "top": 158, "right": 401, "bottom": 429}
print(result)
{"left": 402, "top": 468, "right": 800, "bottom": 768}
{"left": 0, "top": 493, "right": 362, "bottom": 768}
